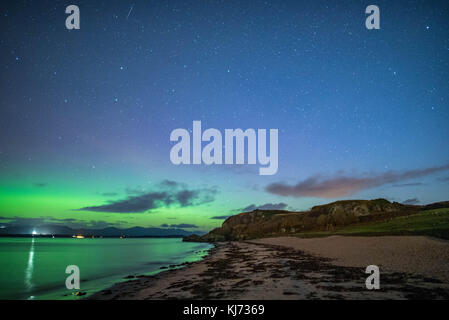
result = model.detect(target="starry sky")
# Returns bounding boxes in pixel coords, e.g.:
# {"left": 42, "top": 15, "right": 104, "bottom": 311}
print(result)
{"left": 1, "top": 0, "right": 448, "bottom": 233}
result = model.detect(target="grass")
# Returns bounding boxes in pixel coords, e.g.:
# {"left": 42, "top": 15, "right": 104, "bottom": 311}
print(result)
{"left": 294, "top": 208, "right": 449, "bottom": 240}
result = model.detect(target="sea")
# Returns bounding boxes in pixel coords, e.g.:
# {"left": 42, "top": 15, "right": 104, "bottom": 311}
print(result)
{"left": 0, "top": 237, "right": 212, "bottom": 300}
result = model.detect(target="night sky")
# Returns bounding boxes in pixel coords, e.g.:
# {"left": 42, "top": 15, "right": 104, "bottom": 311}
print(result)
{"left": 1, "top": 0, "right": 448, "bottom": 233}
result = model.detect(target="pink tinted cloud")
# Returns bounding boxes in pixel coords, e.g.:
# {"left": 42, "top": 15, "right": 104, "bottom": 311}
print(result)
{"left": 266, "top": 164, "right": 449, "bottom": 198}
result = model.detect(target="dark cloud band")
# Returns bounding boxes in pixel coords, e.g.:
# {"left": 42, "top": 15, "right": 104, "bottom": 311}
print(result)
{"left": 77, "top": 181, "right": 217, "bottom": 213}
{"left": 240, "top": 202, "right": 288, "bottom": 212}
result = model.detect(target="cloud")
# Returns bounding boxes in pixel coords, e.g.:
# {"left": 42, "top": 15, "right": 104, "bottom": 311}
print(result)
{"left": 78, "top": 191, "right": 169, "bottom": 213}
{"left": 211, "top": 203, "right": 289, "bottom": 220}
{"left": 210, "top": 215, "right": 232, "bottom": 220}
{"left": 34, "top": 183, "right": 47, "bottom": 188}
{"left": 266, "top": 164, "right": 449, "bottom": 198}
{"left": 391, "top": 182, "right": 424, "bottom": 187}
{"left": 161, "top": 223, "right": 198, "bottom": 229}
{"left": 240, "top": 202, "right": 288, "bottom": 212}
{"left": 125, "top": 187, "right": 147, "bottom": 195}
{"left": 176, "top": 190, "right": 201, "bottom": 207}
{"left": 77, "top": 181, "right": 218, "bottom": 213}
{"left": 438, "top": 176, "right": 449, "bottom": 182}
{"left": 402, "top": 198, "right": 420, "bottom": 205}
{"left": 160, "top": 180, "right": 179, "bottom": 187}
{"left": 101, "top": 192, "right": 118, "bottom": 197}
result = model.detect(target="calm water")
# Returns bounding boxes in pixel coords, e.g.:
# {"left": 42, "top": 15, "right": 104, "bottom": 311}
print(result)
{"left": 0, "top": 237, "right": 212, "bottom": 300}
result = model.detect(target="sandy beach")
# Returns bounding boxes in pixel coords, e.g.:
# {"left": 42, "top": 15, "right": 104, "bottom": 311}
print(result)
{"left": 253, "top": 236, "right": 449, "bottom": 283}
{"left": 89, "top": 236, "right": 449, "bottom": 300}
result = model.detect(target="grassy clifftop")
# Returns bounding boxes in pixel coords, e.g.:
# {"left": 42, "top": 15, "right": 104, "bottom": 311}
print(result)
{"left": 185, "top": 199, "right": 449, "bottom": 242}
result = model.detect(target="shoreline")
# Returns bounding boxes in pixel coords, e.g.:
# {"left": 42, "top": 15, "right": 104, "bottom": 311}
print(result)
{"left": 88, "top": 235, "right": 449, "bottom": 300}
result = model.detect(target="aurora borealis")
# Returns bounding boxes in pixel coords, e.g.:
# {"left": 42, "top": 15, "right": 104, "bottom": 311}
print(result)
{"left": 1, "top": 0, "right": 448, "bottom": 233}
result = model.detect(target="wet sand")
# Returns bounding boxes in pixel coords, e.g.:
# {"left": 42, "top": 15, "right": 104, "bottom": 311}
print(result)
{"left": 89, "top": 236, "right": 449, "bottom": 300}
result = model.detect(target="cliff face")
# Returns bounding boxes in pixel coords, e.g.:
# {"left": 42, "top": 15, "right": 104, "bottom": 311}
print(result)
{"left": 184, "top": 199, "right": 424, "bottom": 242}
{"left": 310, "top": 199, "right": 405, "bottom": 217}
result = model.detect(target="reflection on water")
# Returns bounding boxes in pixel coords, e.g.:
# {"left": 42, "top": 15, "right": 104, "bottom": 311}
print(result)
{"left": 24, "top": 237, "right": 35, "bottom": 296}
{"left": 0, "top": 237, "right": 212, "bottom": 300}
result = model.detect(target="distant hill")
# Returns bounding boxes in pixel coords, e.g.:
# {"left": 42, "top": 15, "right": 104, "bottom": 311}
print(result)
{"left": 420, "top": 201, "right": 449, "bottom": 211}
{"left": 0, "top": 224, "right": 198, "bottom": 237}
{"left": 184, "top": 199, "right": 449, "bottom": 242}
